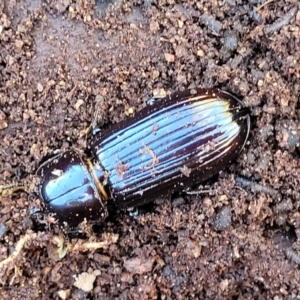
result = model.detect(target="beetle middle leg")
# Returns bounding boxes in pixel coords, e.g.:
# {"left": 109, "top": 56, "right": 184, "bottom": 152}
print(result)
{"left": 127, "top": 207, "right": 139, "bottom": 218}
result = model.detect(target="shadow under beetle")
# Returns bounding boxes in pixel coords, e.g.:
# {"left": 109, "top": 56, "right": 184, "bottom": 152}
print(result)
{"left": 2, "top": 88, "right": 251, "bottom": 230}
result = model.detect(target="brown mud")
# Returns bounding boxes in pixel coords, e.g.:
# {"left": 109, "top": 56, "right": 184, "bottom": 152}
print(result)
{"left": 0, "top": 1, "right": 300, "bottom": 299}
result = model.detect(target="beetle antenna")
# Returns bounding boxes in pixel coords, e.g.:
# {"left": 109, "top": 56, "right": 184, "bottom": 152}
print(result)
{"left": 91, "top": 95, "right": 105, "bottom": 135}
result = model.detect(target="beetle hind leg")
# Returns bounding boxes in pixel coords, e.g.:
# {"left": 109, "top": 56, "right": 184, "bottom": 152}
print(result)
{"left": 146, "top": 95, "right": 165, "bottom": 106}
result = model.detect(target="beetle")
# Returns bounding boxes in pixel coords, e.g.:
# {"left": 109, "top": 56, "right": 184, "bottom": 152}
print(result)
{"left": 0, "top": 88, "right": 250, "bottom": 230}
{"left": 32, "top": 88, "right": 250, "bottom": 229}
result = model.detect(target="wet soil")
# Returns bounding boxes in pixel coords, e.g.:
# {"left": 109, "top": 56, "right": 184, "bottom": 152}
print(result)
{"left": 0, "top": 0, "right": 300, "bottom": 299}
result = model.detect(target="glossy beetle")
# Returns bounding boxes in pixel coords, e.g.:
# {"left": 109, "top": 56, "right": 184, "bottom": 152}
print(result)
{"left": 33, "top": 88, "right": 250, "bottom": 229}
{"left": 0, "top": 89, "right": 250, "bottom": 229}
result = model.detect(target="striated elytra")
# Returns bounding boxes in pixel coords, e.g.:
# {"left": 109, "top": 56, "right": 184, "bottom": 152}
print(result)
{"left": 36, "top": 88, "right": 250, "bottom": 228}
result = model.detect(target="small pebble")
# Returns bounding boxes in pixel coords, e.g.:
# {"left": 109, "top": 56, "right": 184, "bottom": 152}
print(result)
{"left": 276, "top": 119, "right": 300, "bottom": 151}
{"left": 223, "top": 30, "right": 238, "bottom": 51}
{"left": 200, "top": 13, "right": 222, "bottom": 34}
{"left": 73, "top": 272, "right": 96, "bottom": 293}
{"left": 37, "top": 83, "right": 43, "bottom": 92}
{"left": 57, "top": 289, "right": 71, "bottom": 300}
{"left": 164, "top": 53, "right": 175, "bottom": 62}
{"left": 213, "top": 206, "right": 231, "bottom": 231}
{"left": 0, "top": 224, "right": 7, "bottom": 239}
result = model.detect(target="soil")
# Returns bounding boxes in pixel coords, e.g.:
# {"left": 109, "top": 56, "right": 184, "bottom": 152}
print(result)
{"left": 0, "top": 0, "right": 300, "bottom": 299}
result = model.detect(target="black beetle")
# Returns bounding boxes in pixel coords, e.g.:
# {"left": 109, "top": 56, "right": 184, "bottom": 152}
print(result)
{"left": 33, "top": 88, "right": 250, "bottom": 229}
{"left": 0, "top": 88, "right": 250, "bottom": 230}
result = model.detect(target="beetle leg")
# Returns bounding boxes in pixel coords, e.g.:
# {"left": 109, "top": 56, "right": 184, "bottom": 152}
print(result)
{"left": 30, "top": 209, "right": 58, "bottom": 233}
{"left": 184, "top": 188, "right": 212, "bottom": 195}
{"left": 146, "top": 95, "right": 165, "bottom": 106}
{"left": 127, "top": 207, "right": 139, "bottom": 218}
{"left": 52, "top": 149, "right": 61, "bottom": 155}
{"left": 235, "top": 176, "right": 280, "bottom": 199}
{"left": 64, "top": 227, "right": 88, "bottom": 239}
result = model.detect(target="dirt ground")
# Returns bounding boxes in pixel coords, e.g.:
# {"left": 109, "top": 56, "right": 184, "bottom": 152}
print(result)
{"left": 0, "top": 0, "right": 300, "bottom": 299}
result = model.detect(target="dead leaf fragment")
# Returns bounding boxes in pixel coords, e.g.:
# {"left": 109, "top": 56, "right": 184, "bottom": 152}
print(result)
{"left": 69, "top": 233, "right": 119, "bottom": 253}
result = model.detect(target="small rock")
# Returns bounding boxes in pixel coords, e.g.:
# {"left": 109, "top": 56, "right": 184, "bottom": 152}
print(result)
{"left": 200, "top": 13, "right": 222, "bottom": 34}
{"left": 275, "top": 214, "right": 288, "bottom": 226}
{"left": 75, "top": 99, "right": 84, "bottom": 111}
{"left": 149, "top": 21, "right": 159, "bottom": 32}
{"left": 0, "top": 224, "right": 7, "bottom": 240}
{"left": 162, "top": 265, "right": 172, "bottom": 276}
{"left": 276, "top": 119, "right": 300, "bottom": 151}
{"left": 184, "top": 239, "right": 202, "bottom": 258}
{"left": 123, "top": 256, "right": 156, "bottom": 274}
{"left": 223, "top": 30, "right": 238, "bottom": 51}
{"left": 164, "top": 53, "right": 175, "bottom": 63}
{"left": 53, "top": 0, "right": 72, "bottom": 14}
{"left": 37, "top": 83, "right": 43, "bottom": 92}
{"left": 57, "top": 289, "right": 71, "bottom": 300}
{"left": 220, "top": 279, "right": 229, "bottom": 291}
{"left": 0, "top": 120, "right": 8, "bottom": 130}
{"left": 172, "top": 197, "right": 185, "bottom": 207}
{"left": 197, "top": 49, "right": 205, "bottom": 57}
{"left": 136, "top": 282, "right": 158, "bottom": 298}
{"left": 258, "top": 124, "right": 273, "bottom": 142}
{"left": 15, "top": 39, "right": 24, "bottom": 48}
{"left": 50, "top": 262, "right": 63, "bottom": 282}
{"left": 73, "top": 272, "right": 96, "bottom": 293}
{"left": 213, "top": 206, "right": 231, "bottom": 231}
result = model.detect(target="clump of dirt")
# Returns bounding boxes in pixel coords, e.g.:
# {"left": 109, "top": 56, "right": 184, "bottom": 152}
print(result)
{"left": 1, "top": 0, "right": 300, "bottom": 299}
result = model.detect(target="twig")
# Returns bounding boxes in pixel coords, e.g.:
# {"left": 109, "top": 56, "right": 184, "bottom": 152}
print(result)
{"left": 265, "top": 6, "right": 298, "bottom": 34}
{"left": 0, "top": 233, "right": 36, "bottom": 271}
